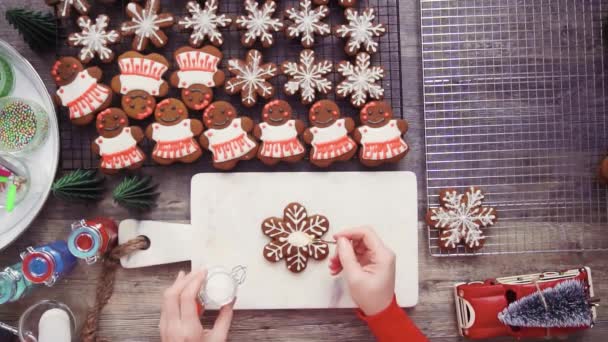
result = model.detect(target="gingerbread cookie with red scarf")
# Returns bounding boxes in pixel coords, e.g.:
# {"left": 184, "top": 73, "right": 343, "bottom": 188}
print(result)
{"left": 353, "top": 101, "right": 409, "bottom": 167}
{"left": 92, "top": 108, "right": 145, "bottom": 174}
{"left": 145, "top": 98, "right": 203, "bottom": 165}
{"left": 199, "top": 101, "right": 258, "bottom": 170}
{"left": 111, "top": 52, "right": 170, "bottom": 120}
{"left": 52, "top": 57, "right": 112, "bottom": 126}
{"left": 169, "top": 46, "right": 225, "bottom": 111}
{"left": 303, "top": 100, "right": 357, "bottom": 168}
{"left": 253, "top": 100, "right": 306, "bottom": 166}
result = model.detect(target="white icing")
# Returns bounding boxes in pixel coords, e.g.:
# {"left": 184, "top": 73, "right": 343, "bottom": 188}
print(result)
{"left": 175, "top": 50, "right": 221, "bottom": 88}
{"left": 179, "top": 0, "right": 232, "bottom": 46}
{"left": 96, "top": 128, "right": 144, "bottom": 169}
{"left": 177, "top": 71, "right": 214, "bottom": 88}
{"left": 282, "top": 50, "right": 332, "bottom": 104}
{"left": 430, "top": 187, "right": 495, "bottom": 249}
{"left": 259, "top": 120, "right": 297, "bottom": 142}
{"left": 336, "top": 53, "right": 384, "bottom": 107}
{"left": 225, "top": 50, "right": 277, "bottom": 106}
{"left": 205, "top": 118, "right": 256, "bottom": 163}
{"left": 97, "top": 128, "right": 136, "bottom": 155}
{"left": 235, "top": 0, "right": 283, "bottom": 46}
{"left": 57, "top": 71, "right": 110, "bottom": 119}
{"left": 68, "top": 15, "right": 119, "bottom": 62}
{"left": 311, "top": 119, "right": 347, "bottom": 145}
{"left": 122, "top": 0, "right": 174, "bottom": 51}
{"left": 204, "top": 273, "right": 235, "bottom": 305}
{"left": 358, "top": 120, "right": 408, "bottom": 160}
{"left": 119, "top": 75, "right": 164, "bottom": 95}
{"left": 286, "top": 231, "right": 312, "bottom": 247}
{"left": 335, "top": 8, "right": 386, "bottom": 55}
{"left": 285, "top": 0, "right": 330, "bottom": 47}
{"left": 152, "top": 119, "right": 193, "bottom": 142}
{"left": 58, "top": 0, "right": 89, "bottom": 18}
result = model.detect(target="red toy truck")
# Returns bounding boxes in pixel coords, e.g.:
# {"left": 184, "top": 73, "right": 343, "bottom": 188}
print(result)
{"left": 454, "top": 267, "right": 597, "bottom": 339}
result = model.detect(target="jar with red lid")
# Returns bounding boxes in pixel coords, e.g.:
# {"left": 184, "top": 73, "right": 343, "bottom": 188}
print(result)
{"left": 66, "top": 217, "right": 118, "bottom": 264}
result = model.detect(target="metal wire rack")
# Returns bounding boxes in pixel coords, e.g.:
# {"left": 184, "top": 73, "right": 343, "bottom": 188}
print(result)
{"left": 422, "top": 0, "right": 608, "bottom": 255}
{"left": 55, "top": 0, "right": 403, "bottom": 170}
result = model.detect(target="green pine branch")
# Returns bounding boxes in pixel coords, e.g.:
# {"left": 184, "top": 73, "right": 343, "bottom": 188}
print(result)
{"left": 113, "top": 176, "right": 159, "bottom": 210}
{"left": 52, "top": 169, "right": 105, "bottom": 202}
{"left": 6, "top": 8, "right": 57, "bottom": 52}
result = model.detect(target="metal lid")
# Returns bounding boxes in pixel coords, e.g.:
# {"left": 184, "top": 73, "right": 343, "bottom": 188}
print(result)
{"left": 21, "top": 248, "right": 54, "bottom": 284}
{"left": 67, "top": 226, "right": 102, "bottom": 262}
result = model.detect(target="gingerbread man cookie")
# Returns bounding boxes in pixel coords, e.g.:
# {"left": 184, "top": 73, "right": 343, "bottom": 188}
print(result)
{"left": 121, "top": 0, "right": 175, "bottom": 51}
{"left": 67, "top": 15, "right": 120, "bottom": 63}
{"left": 426, "top": 187, "right": 497, "bottom": 252}
{"left": 52, "top": 57, "right": 112, "bottom": 126}
{"left": 111, "top": 51, "right": 170, "bottom": 120}
{"left": 170, "top": 46, "right": 225, "bottom": 111}
{"left": 92, "top": 108, "right": 145, "bottom": 174}
{"left": 199, "top": 101, "right": 258, "bottom": 170}
{"left": 253, "top": 100, "right": 306, "bottom": 166}
{"left": 145, "top": 98, "right": 203, "bottom": 165}
{"left": 303, "top": 100, "right": 357, "bottom": 168}
{"left": 235, "top": 0, "right": 284, "bottom": 48}
{"left": 262, "top": 202, "right": 330, "bottom": 273}
{"left": 353, "top": 101, "right": 409, "bottom": 167}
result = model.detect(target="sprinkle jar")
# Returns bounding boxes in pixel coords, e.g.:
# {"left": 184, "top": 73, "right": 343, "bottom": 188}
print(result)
{"left": 0, "top": 97, "right": 49, "bottom": 153}
{"left": 199, "top": 266, "right": 247, "bottom": 308}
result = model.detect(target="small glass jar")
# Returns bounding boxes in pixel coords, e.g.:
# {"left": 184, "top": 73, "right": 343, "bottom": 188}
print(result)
{"left": 0, "top": 97, "right": 49, "bottom": 153}
{"left": 199, "top": 266, "right": 247, "bottom": 307}
{"left": 0, "top": 154, "right": 29, "bottom": 211}
{"left": 18, "top": 300, "right": 76, "bottom": 342}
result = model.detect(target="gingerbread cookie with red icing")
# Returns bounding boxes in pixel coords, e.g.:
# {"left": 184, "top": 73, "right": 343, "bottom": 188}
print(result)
{"left": 303, "top": 100, "right": 357, "bottom": 168}
{"left": 111, "top": 51, "right": 170, "bottom": 120}
{"left": 353, "top": 101, "right": 409, "bottom": 167}
{"left": 92, "top": 108, "right": 145, "bottom": 174}
{"left": 145, "top": 98, "right": 203, "bottom": 165}
{"left": 253, "top": 100, "right": 306, "bottom": 166}
{"left": 199, "top": 101, "right": 258, "bottom": 170}
{"left": 169, "top": 46, "right": 225, "bottom": 111}
{"left": 52, "top": 57, "right": 112, "bottom": 126}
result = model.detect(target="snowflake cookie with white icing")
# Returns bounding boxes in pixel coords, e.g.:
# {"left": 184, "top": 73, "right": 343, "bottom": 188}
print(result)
{"left": 281, "top": 49, "right": 332, "bottom": 105}
{"left": 262, "top": 202, "right": 330, "bottom": 273}
{"left": 425, "top": 187, "right": 498, "bottom": 251}
{"left": 336, "top": 52, "right": 385, "bottom": 108}
{"left": 45, "top": 0, "right": 90, "bottom": 18}
{"left": 285, "top": 0, "right": 331, "bottom": 48}
{"left": 313, "top": 0, "right": 356, "bottom": 8}
{"left": 121, "top": 0, "right": 175, "bottom": 51}
{"left": 235, "top": 0, "right": 284, "bottom": 48}
{"left": 334, "top": 8, "right": 386, "bottom": 56}
{"left": 178, "top": 0, "right": 232, "bottom": 47}
{"left": 67, "top": 15, "right": 120, "bottom": 63}
{"left": 225, "top": 49, "right": 278, "bottom": 107}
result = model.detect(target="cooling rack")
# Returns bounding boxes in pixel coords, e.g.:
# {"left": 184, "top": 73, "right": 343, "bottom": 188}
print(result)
{"left": 422, "top": 0, "right": 608, "bottom": 255}
{"left": 55, "top": 0, "right": 403, "bottom": 170}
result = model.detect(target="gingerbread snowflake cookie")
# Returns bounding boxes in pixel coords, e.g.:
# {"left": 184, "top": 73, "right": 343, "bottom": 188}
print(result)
{"left": 225, "top": 49, "right": 278, "bottom": 107}
{"left": 262, "top": 202, "right": 330, "bottom": 273}
{"left": 353, "top": 101, "right": 408, "bottom": 167}
{"left": 337, "top": 52, "right": 385, "bottom": 108}
{"left": 146, "top": 98, "right": 204, "bottom": 165}
{"left": 285, "top": 0, "right": 330, "bottom": 48}
{"left": 200, "top": 101, "right": 258, "bottom": 170}
{"left": 334, "top": 8, "right": 386, "bottom": 56}
{"left": 67, "top": 15, "right": 120, "bottom": 63}
{"left": 92, "top": 108, "right": 145, "bottom": 174}
{"left": 426, "top": 187, "right": 498, "bottom": 251}
{"left": 281, "top": 49, "right": 332, "bottom": 105}
{"left": 303, "top": 100, "right": 357, "bottom": 168}
{"left": 253, "top": 100, "right": 306, "bottom": 165}
{"left": 46, "top": 0, "right": 89, "bottom": 18}
{"left": 111, "top": 51, "right": 170, "bottom": 120}
{"left": 121, "top": 0, "right": 175, "bottom": 51}
{"left": 52, "top": 57, "right": 112, "bottom": 126}
{"left": 178, "top": 0, "right": 232, "bottom": 47}
{"left": 235, "top": 0, "right": 284, "bottom": 48}
{"left": 313, "top": 0, "right": 356, "bottom": 7}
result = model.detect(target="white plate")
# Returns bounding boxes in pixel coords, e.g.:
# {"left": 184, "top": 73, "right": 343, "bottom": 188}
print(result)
{"left": 0, "top": 39, "right": 59, "bottom": 249}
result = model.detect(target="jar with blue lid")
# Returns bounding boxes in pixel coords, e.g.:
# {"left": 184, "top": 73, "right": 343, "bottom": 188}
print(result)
{"left": 20, "top": 241, "right": 77, "bottom": 286}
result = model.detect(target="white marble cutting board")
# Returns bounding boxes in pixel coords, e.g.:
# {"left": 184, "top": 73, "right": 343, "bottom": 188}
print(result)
{"left": 120, "top": 172, "right": 418, "bottom": 309}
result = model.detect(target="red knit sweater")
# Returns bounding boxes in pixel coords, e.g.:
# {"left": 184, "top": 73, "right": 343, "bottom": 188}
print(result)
{"left": 358, "top": 296, "right": 428, "bottom": 342}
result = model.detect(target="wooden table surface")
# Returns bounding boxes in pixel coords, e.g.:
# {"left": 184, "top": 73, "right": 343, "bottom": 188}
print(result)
{"left": 0, "top": 1, "right": 606, "bottom": 341}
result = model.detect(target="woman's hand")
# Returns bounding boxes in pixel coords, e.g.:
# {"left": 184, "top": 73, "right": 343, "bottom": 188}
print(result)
{"left": 329, "top": 226, "right": 396, "bottom": 316}
{"left": 160, "top": 269, "right": 234, "bottom": 342}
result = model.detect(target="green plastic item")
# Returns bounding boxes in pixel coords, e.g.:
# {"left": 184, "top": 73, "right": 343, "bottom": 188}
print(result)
{"left": 0, "top": 176, "right": 7, "bottom": 183}
{"left": 5, "top": 183, "right": 16, "bottom": 212}
{"left": 0, "top": 56, "right": 14, "bottom": 98}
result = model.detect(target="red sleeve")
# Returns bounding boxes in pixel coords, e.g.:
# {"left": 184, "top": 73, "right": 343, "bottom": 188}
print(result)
{"left": 357, "top": 296, "right": 428, "bottom": 342}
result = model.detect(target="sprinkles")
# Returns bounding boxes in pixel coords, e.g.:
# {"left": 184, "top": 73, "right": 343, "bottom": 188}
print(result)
{"left": 0, "top": 100, "right": 38, "bottom": 151}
